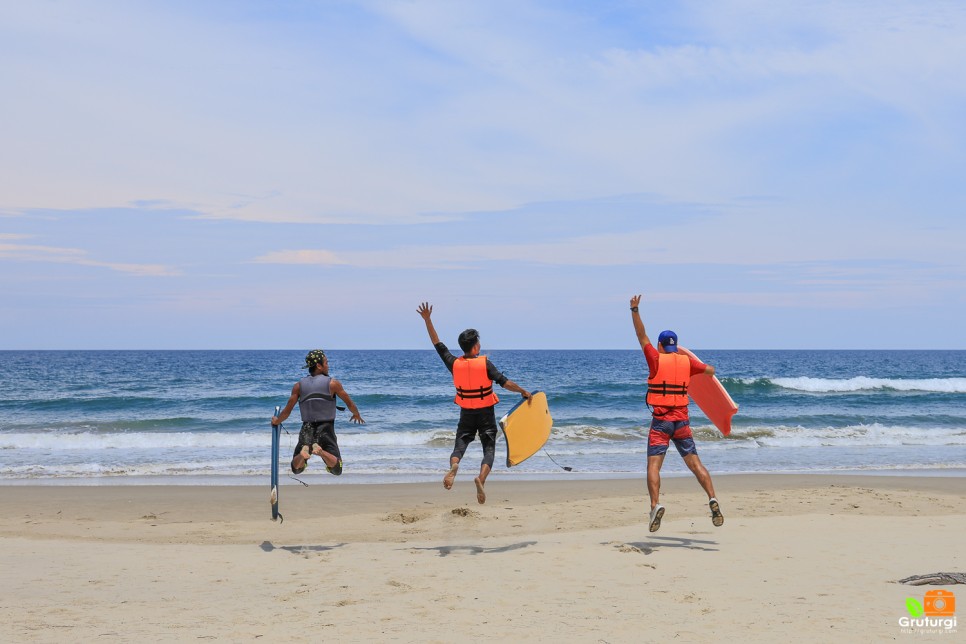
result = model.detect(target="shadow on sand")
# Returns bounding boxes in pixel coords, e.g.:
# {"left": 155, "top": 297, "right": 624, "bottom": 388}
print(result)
{"left": 408, "top": 540, "right": 538, "bottom": 557}
{"left": 259, "top": 541, "right": 347, "bottom": 555}
{"left": 605, "top": 535, "right": 718, "bottom": 554}
{"left": 629, "top": 535, "right": 719, "bottom": 552}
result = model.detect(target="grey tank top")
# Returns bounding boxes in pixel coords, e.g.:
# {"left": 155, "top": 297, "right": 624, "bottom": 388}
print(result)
{"left": 299, "top": 374, "right": 337, "bottom": 422}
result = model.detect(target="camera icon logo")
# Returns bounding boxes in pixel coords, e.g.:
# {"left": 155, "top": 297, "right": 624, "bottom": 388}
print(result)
{"left": 924, "top": 590, "right": 956, "bottom": 617}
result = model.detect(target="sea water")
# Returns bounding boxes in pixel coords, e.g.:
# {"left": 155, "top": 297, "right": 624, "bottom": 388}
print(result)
{"left": 1, "top": 350, "right": 965, "bottom": 484}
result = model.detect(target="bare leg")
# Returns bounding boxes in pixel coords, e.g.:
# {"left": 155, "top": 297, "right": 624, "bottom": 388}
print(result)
{"left": 292, "top": 445, "right": 311, "bottom": 472}
{"left": 474, "top": 463, "right": 491, "bottom": 505}
{"left": 443, "top": 457, "right": 459, "bottom": 490}
{"left": 683, "top": 453, "right": 723, "bottom": 526}
{"left": 646, "top": 454, "right": 665, "bottom": 509}
{"left": 311, "top": 443, "right": 339, "bottom": 469}
{"left": 682, "top": 453, "right": 717, "bottom": 500}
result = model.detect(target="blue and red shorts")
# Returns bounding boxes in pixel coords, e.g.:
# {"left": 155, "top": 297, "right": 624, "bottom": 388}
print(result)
{"left": 647, "top": 418, "right": 698, "bottom": 457}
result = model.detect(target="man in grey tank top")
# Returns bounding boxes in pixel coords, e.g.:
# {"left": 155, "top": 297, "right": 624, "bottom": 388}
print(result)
{"left": 272, "top": 349, "right": 365, "bottom": 474}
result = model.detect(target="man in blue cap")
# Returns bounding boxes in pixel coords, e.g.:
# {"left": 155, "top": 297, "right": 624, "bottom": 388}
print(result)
{"left": 629, "top": 295, "right": 724, "bottom": 533}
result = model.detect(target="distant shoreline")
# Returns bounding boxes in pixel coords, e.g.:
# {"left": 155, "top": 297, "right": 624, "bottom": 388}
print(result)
{"left": 4, "top": 467, "right": 966, "bottom": 487}
{"left": 3, "top": 348, "right": 966, "bottom": 352}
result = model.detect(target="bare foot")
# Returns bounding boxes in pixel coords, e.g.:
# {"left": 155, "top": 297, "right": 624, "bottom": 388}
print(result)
{"left": 474, "top": 477, "right": 486, "bottom": 505}
{"left": 292, "top": 450, "right": 309, "bottom": 472}
{"left": 443, "top": 464, "right": 458, "bottom": 490}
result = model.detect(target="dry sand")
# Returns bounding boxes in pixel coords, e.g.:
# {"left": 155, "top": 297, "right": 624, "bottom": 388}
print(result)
{"left": 1, "top": 473, "right": 964, "bottom": 642}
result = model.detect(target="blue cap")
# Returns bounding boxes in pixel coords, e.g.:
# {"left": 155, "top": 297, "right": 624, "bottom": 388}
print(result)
{"left": 657, "top": 330, "right": 678, "bottom": 352}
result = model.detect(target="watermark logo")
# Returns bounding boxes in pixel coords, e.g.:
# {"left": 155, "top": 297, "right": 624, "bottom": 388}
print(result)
{"left": 900, "top": 590, "right": 957, "bottom": 634}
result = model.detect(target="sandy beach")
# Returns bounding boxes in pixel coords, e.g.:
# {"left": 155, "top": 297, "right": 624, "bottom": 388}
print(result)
{"left": 1, "top": 473, "right": 964, "bottom": 642}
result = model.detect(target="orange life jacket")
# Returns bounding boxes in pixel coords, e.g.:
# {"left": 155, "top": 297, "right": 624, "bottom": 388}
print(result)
{"left": 453, "top": 356, "right": 499, "bottom": 409}
{"left": 646, "top": 352, "right": 691, "bottom": 408}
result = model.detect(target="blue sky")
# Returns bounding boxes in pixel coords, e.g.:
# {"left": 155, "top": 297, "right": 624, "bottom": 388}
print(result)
{"left": 1, "top": 0, "right": 964, "bottom": 349}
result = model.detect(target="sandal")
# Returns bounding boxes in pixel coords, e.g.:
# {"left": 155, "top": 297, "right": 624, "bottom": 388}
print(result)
{"left": 709, "top": 498, "right": 724, "bottom": 527}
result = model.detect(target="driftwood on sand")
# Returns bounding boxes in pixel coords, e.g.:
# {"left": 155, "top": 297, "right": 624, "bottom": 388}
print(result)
{"left": 898, "top": 573, "right": 966, "bottom": 585}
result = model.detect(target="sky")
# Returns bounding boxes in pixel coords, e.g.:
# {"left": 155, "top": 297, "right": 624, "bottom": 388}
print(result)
{"left": 1, "top": 0, "right": 964, "bottom": 350}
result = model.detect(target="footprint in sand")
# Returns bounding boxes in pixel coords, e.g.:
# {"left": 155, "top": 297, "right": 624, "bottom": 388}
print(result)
{"left": 450, "top": 507, "right": 480, "bottom": 518}
{"left": 609, "top": 541, "right": 654, "bottom": 555}
{"left": 384, "top": 512, "right": 427, "bottom": 524}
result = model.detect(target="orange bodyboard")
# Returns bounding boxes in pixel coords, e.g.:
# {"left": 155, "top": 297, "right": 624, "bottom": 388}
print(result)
{"left": 678, "top": 347, "right": 738, "bottom": 436}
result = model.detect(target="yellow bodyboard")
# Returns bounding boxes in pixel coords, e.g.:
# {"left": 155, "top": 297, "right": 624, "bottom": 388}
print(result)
{"left": 499, "top": 391, "right": 552, "bottom": 467}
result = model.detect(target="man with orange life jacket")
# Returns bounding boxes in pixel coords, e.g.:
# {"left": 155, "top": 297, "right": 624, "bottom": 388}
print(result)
{"left": 418, "top": 302, "right": 532, "bottom": 505}
{"left": 630, "top": 294, "right": 724, "bottom": 533}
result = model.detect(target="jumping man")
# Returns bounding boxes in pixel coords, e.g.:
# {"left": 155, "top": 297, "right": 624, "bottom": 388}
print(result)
{"left": 629, "top": 295, "right": 724, "bottom": 532}
{"left": 272, "top": 349, "right": 364, "bottom": 475}
{"left": 417, "top": 302, "right": 532, "bottom": 504}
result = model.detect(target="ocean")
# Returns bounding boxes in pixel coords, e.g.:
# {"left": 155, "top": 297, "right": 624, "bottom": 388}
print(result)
{"left": 2, "top": 349, "right": 965, "bottom": 485}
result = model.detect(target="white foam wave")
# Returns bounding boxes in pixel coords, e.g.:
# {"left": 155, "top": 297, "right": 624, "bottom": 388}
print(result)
{"left": 728, "top": 423, "right": 966, "bottom": 448}
{"left": 0, "top": 461, "right": 269, "bottom": 478}
{"left": 338, "top": 430, "right": 451, "bottom": 447}
{"left": 766, "top": 376, "right": 966, "bottom": 393}
{"left": 0, "top": 431, "right": 271, "bottom": 450}
{"left": 0, "top": 428, "right": 454, "bottom": 451}
{"left": 0, "top": 459, "right": 453, "bottom": 479}
{"left": 548, "top": 424, "right": 642, "bottom": 441}
{"left": 0, "top": 423, "right": 966, "bottom": 465}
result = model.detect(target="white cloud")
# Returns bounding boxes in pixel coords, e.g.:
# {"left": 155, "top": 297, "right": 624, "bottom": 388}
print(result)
{"left": 2, "top": 1, "right": 964, "bottom": 348}
{"left": 2, "top": 2, "right": 963, "bottom": 224}
{"left": 252, "top": 249, "right": 347, "bottom": 265}
{"left": 246, "top": 213, "right": 926, "bottom": 271}
{"left": 0, "top": 242, "right": 178, "bottom": 277}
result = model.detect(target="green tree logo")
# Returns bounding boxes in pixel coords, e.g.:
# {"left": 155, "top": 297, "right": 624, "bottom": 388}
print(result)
{"left": 906, "top": 597, "right": 925, "bottom": 618}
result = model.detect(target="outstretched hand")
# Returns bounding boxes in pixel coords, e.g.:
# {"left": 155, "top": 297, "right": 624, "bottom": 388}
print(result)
{"left": 630, "top": 294, "right": 642, "bottom": 309}
{"left": 349, "top": 413, "right": 365, "bottom": 424}
{"left": 417, "top": 302, "right": 433, "bottom": 320}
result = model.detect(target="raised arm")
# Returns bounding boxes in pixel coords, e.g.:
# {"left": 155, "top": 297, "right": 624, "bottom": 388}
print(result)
{"left": 417, "top": 302, "right": 440, "bottom": 345}
{"left": 629, "top": 294, "right": 651, "bottom": 353}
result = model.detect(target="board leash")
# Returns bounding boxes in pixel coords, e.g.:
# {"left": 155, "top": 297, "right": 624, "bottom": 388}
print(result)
{"left": 271, "top": 422, "right": 310, "bottom": 486}
{"left": 543, "top": 449, "right": 573, "bottom": 472}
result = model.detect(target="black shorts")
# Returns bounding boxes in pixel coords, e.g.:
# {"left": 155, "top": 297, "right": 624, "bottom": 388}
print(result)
{"left": 293, "top": 420, "right": 341, "bottom": 473}
{"left": 452, "top": 406, "right": 498, "bottom": 468}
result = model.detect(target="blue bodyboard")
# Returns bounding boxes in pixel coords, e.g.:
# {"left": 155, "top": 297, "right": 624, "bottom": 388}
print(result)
{"left": 271, "top": 405, "right": 282, "bottom": 522}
